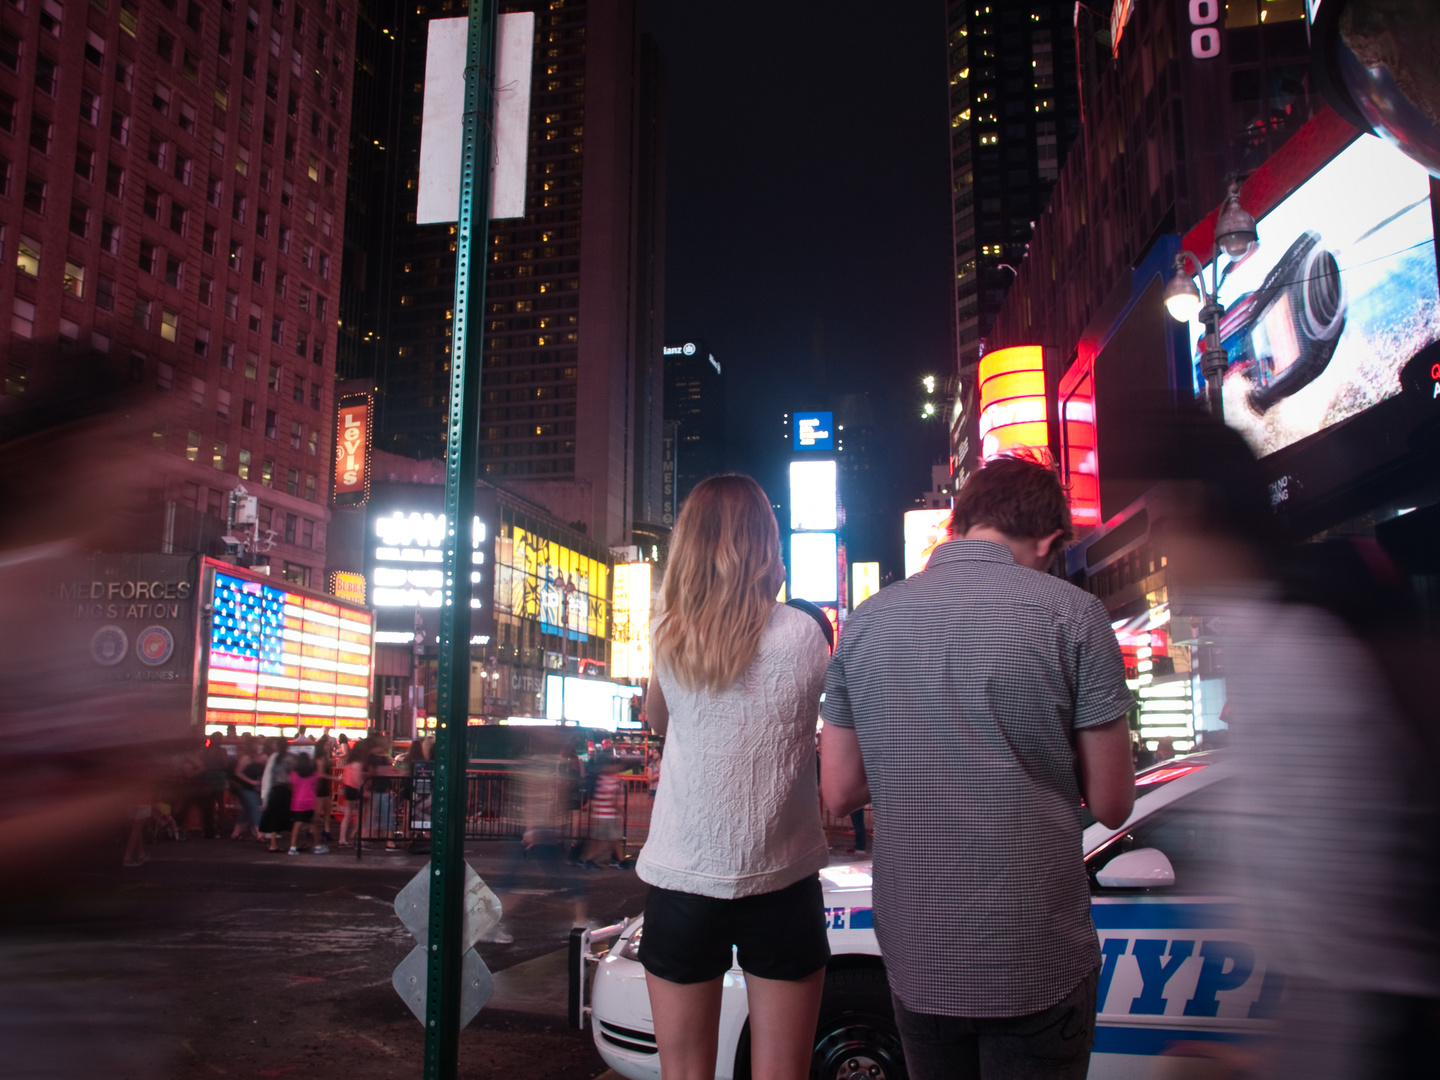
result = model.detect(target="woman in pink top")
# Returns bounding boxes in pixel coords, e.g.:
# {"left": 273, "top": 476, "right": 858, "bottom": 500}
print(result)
{"left": 287, "top": 752, "right": 327, "bottom": 854}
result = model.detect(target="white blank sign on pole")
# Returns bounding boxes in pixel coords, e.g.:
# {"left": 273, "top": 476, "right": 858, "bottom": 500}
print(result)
{"left": 417, "top": 12, "right": 534, "bottom": 223}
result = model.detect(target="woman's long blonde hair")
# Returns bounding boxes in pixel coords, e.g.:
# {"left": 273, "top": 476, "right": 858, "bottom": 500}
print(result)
{"left": 654, "top": 474, "right": 784, "bottom": 693}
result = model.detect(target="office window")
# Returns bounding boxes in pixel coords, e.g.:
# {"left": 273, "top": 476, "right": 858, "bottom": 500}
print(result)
{"left": 185, "top": 429, "right": 201, "bottom": 462}
{"left": 146, "top": 134, "right": 167, "bottom": 169}
{"left": 138, "top": 240, "right": 157, "bottom": 274}
{"left": 286, "top": 467, "right": 299, "bottom": 495}
{"left": 101, "top": 219, "right": 121, "bottom": 254}
{"left": 294, "top": 328, "right": 307, "bottom": 357}
{"left": 245, "top": 352, "right": 259, "bottom": 381}
{"left": 248, "top": 304, "right": 262, "bottom": 333}
{"left": 96, "top": 275, "right": 116, "bottom": 311}
{"left": 241, "top": 398, "right": 255, "bottom": 429}
{"left": 232, "top": 191, "right": 246, "bottom": 222}
{"left": 283, "top": 513, "right": 297, "bottom": 544}
{"left": 212, "top": 440, "right": 225, "bottom": 470}
{"left": 40, "top": 0, "right": 63, "bottom": 36}
{"left": 271, "top": 317, "right": 283, "bottom": 345}
{"left": 306, "top": 427, "right": 317, "bottom": 455}
{"left": 23, "top": 175, "right": 45, "bottom": 214}
{"left": 300, "top": 519, "right": 313, "bottom": 548}
{"left": 268, "top": 363, "right": 280, "bottom": 390}
{"left": 143, "top": 185, "right": 161, "bottom": 220}
{"left": 11, "top": 298, "right": 35, "bottom": 339}
{"left": 228, "top": 239, "right": 243, "bottom": 270}
{"left": 238, "top": 449, "right": 251, "bottom": 480}
{"left": 224, "top": 289, "right": 239, "bottom": 320}
{"left": 173, "top": 153, "right": 192, "bottom": 185}
{"left": 252, "top": 256, "right": 265, "bottom": 285}
{"left": 261, "top": 457, "right": 274, "bottom": 486}
{"left": 304, "top": 472, "right": 316, "bottom": 501}
{"left": 179, "top": 103, "right": 196, "bottom": 134}
{"left": 62, "top": 259, "right": 84, "bottom": 298}
{"left": 17, "top": 236, "right": 40, "bottom": 276}
{"left": 289, "top": 419, "right": 302, "bottom": 449}
{"left": 207, "top": 174, "right": 223, "bottom": 207}
{"left": 221, "top": 341, "right": 236, "bottom": 370}
{"left": 264, "top": 407, "right": 276, "bottom": 438}
{"left": 69, "top": 200, "right": 90, "bottom": 238}
{"left": 0, "top": 92, "right": 14, "bottom": 133}
{"left": 165, "top": 254, "right": 183, "bottom": 288}
{"left": 152, "top": 82, "right": 171, "bottom": 117}
{"left": 292, "top": 374, "right": 304, "bottom": 403}
{"left": 31, "top": 116, "right": 53, "bottom": 153}
{"left": 133, "top": 297, "right": 153, "bottom": 330}
{"left": 109, "top": 110, "right": 127, "bottom": 146}
{"left": 318, "top": 253, "right": 329, "bottom": 279}
{"left": 190, "top": 376, "right": 206, "bottom": 408}
{"left": 199, "top": 276, "right": 214, "bottom": 306}
{"left": 79, "top": 88, "right": 100, "bottom": 125}
{"left": 217, "top": 388, "right": 230, "bottom": 420}
{"left": 106, "top": 162, "right": 124, "bottom": 197}
{"left": 160, "top": 309, "right": 178, "bottom": 342}
{"left": 75, "top": 145, "right": 95, "bottom": 180}
{"left": 34, "top": 54, "right": 57, "bottom": 97}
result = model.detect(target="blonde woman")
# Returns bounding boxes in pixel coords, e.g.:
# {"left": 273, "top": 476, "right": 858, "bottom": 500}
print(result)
{"left": 635, "top": 474, "right": 832, "bottom": 1080}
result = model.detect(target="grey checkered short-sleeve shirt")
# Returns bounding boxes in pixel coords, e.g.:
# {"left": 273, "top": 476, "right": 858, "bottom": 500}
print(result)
{"left": 823, "top": 539, "right": 1134, "bottom": 1017}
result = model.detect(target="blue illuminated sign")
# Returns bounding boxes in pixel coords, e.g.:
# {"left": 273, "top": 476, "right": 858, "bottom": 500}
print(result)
{"left": 793, "top": 411, "right": 834, "bottom": 451}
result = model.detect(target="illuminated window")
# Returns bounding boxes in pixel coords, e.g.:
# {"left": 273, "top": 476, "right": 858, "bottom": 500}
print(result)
{"left": 11, "top": 298, "right": 34, "bottom": 339}
{"left": 186, "top": 429, "right": 201, "bottom": 462}
{"left": 161, "top": 310, "right": 178, "bottom": 342}
{"left": 62, "top": 260, "right": 84, "bottom": 297}
{"left": 16, "top": 236, "right": 39, "bottom": 276}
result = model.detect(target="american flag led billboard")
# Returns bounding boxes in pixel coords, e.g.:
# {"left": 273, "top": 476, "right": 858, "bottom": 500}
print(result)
{"left": 203, "top": 566, "right": 374, "bottom": 732}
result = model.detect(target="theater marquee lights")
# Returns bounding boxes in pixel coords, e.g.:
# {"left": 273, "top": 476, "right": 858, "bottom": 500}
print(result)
{"left": 977, "top": 345, "right": 1048, "bottom": 462}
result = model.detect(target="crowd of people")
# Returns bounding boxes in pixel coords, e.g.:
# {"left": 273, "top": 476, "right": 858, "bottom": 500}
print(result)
{"left": 122, "top": 731, "right": 435, "bottom": 866}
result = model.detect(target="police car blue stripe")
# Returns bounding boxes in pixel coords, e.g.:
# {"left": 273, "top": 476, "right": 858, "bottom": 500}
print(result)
{"left": 1091, "top": 903, "right": 1244, "bottom": 930}
{"left": 1094, "top": 1025, "right": 1254, "bottom": 1055}
{"left": 848, "top": 908, "right": 873, "bottom": 929}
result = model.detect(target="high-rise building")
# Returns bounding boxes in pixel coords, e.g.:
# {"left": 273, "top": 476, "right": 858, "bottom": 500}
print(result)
{"left": 662, "top": 338, "right": 723, "bottom": 507}
{"left": 0, "top": 0, "right": 357, "bottom": 586}
{"left": 340, "top": 0, "right": 665, "bottom": 549}
{"left": 945, "top": 1, "right": 1080, "bottom": 370}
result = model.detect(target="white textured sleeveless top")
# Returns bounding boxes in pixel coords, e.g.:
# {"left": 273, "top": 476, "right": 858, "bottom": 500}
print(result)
{"left": 636, "top": 604, "right": 831, "bottom": 899}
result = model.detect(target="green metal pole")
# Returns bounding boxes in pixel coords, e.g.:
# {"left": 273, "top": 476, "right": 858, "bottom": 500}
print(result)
{"left": 425, "top": 3, "right": 497, "bottom": 1077}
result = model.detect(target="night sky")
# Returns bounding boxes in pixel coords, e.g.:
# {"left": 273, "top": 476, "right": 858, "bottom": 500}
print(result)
{"left": 641, "top": 0, "right": 956, "bottom": 579}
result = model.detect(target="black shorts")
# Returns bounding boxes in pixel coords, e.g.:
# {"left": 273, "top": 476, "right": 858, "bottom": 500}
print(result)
{"left": 343, "top": 785, "right": 361, "bottom": 802}
{"left": 291, "top": 809, "right": 315, "bottom": 824}
{"left": 639, "top": 874, "right": 830, "bottom": 984}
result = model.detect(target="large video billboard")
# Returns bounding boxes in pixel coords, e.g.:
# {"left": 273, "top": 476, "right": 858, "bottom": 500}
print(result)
{"left": 789, "top": 460, "right": 838, "bottom": 532}
{"left": 202, "top": 563, "right": 374, "bottom": 733}
{"left": 494, "top": 528, "right": 608, "bottom": 641}
{"left": 1188, "top": 135, "right": 1440, "bottom": 458}
{"left": 790, "top": 532, "right": 838, "bottom": 603}
{"left": 904, "top": 509, "right": 951, "bottom": 578}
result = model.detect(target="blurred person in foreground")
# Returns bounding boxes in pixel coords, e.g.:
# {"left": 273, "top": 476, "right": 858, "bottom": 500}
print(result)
{"left": 821, "top": 454, "right": 1136, "bottom": 1080}
{"left": 0, "top": 356, "right": 179, "bottom": 882}
{"left": 0, "top": 354, "right": 183, "bottom": 1075}
{"left": 636, "top": 474, "right": 833, "bottom": 1080}
{"left": 1141, "top": 410, "right": 1440, "bottom": 1080}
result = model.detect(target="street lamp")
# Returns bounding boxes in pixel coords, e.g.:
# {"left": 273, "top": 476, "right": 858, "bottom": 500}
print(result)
{"left": 1164, "top": 178, "right": 1257, "bottom": 420}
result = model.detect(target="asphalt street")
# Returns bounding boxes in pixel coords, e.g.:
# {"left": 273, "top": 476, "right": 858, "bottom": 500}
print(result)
{"left": 1, "top": 837, "right": 652, "bottom": 1080}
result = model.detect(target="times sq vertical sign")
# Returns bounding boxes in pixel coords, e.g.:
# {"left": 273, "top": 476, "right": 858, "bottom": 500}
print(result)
{"left": 788, "top": 411, "right": 842, "bottom": 634}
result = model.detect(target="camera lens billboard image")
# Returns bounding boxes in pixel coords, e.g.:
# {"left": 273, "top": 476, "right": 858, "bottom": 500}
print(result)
{"left": 1188, "top": 134, "right": 1440, "bottom": 458}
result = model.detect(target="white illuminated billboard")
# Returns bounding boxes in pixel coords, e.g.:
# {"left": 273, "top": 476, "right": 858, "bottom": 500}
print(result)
{"left": 370, "top": 510, "right": 486, "bottom": 607}
{"left": 790, "top": 532, "right": 838, "bottom": 603}
{"left": 544, "top": 675, "right": 642, "bottom": 730}
{"left": 789, "top": 460, "right": 838, "bottom": 531}
{"left": 852, "top": 561, "right": 880, "bottom": 608}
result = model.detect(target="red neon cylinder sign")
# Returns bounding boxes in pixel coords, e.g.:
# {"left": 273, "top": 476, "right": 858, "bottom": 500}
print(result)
{"left": 977, "top": 345, "right": 1047, "bottom": 461}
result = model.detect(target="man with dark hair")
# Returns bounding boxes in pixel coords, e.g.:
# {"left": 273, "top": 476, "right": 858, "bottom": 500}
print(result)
{"left": 820, "top": 454, "right": 1136, "bottom": 1080}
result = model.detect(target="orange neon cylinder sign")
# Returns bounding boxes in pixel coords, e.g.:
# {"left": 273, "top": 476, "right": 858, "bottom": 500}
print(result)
{"left": 977, "top": 345, "right": 1047, "bottom": 461}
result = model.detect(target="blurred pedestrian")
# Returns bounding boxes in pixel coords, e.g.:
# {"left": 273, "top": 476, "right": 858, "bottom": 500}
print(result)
{"left": 636, "top": 474, "right": 833, "bottom": 1080}
{"left": 287, "top": 751, "right": 325, "bottom": 855}
{"left": 312, "top": 735, "right": 335, "bottom": 842}
{"left": 229, "top": 736, "right": 263, "bottom": 840}
{"left": 367, "top": 735, "right": 399, "bottom": 851}
{"left": 258, "top": 738, "right": 293, "bottom": 852}
{"left": 581, "top": 758, "right": 625, "bottom": 868}
{"left": 821, "top": 454, "right": 1136, "bottom": 1080}
{"left": 337, "top": 740, "right": 366, "bottom": 847}
{"left": 1150, "top": 413, "right": 1440, "bottom": 1080}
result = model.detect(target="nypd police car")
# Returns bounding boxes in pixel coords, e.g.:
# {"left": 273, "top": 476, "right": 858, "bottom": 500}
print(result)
{"left": 571, "top": 752, "right": 1271, "bottom": 1080}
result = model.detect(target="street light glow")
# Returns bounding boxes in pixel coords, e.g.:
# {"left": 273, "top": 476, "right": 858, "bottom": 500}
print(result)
{"left": 922, "top": 375, "right": 936, "bottom": 394}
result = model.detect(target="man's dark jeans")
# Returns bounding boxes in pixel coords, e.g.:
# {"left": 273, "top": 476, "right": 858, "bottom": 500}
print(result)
{"left": 892, "top": 968, "right": 1099, "bottom": 1080}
